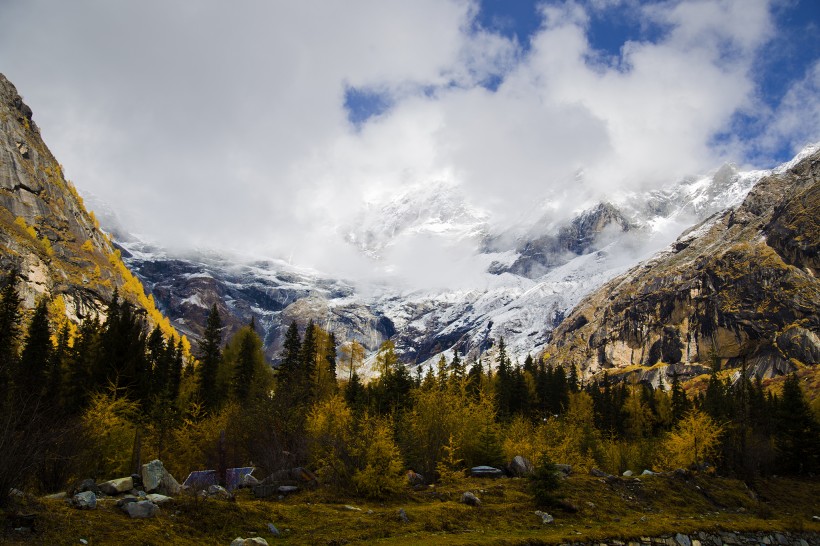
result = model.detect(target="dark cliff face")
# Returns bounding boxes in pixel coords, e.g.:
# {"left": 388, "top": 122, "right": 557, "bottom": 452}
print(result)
{"left": 0, "top": 73, "right": 117, "bottom": 317}
{"left": 0, "top": 74, "right": 182, "bottom": 344}
{"left": 544, "top": 149, "right": 820, "bottom": 385}
{"left": 120, "top": 249, "right": 395, "bottom": 362}
{"left": 502, "top": 202, "right": 632, "bottom": 278}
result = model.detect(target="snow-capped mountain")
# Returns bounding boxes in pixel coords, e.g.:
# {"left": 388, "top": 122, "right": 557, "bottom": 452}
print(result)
{"left": 106, "top": 149, "right": 806, "bottom": 370}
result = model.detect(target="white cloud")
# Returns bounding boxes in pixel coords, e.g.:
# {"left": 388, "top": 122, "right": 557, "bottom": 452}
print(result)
{"left": 0, "top": 0, "right": 811, "bottom": 289}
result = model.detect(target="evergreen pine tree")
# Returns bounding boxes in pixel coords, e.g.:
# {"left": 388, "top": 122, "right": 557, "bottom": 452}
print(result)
{"left": 278, "top": 320, "right": 301, "bottom": 388}
{"left": 670, "top": 366, "right": 689, "bottom": 423}
{"left": 64, "top": 316, "right": 100, "bottom": 414}
{"left": 495, "top": 338, "right": 512, "bottom": 417}
{"left": 326, "top": 332, "right": 338, "bottom": 383}
{"left": 233, "top": 326, "right": 260, "bottom": 401}
{"left": 0, "top": 272, "right": 22, "bottom": 403}
{"left": 466, "top": 356, "right": 483, "bottom": 399}
{"left": 167, "top": 339, "right": 184, "bottom": 401}
{"left": 198, "top": 304, "right": 223, "bottom": 411}
{"left": 776, "top": 373, "right": 820, "bottom": 474}
{"left": 450, "top": 348, "right": 465, "bottom": 385}
{"left": 18, "top": 297, "right": 52, "bottom": 397}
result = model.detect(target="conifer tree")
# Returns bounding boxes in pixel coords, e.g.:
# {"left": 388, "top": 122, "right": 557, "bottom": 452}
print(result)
{"left": 18, "top": 297, "right": 52, "bottom": 398}
{"left": 198, "top": 304, "right": 223, "bottom": 411}
{"left": 326, "top": 332, "right": 338, "bottom": 383}
{"left": 776, "top": 373, "right": 820, "bottom": 474}
{"left": 670, "top": 366, "right": 689, "bottom": 423}
{"left": 232, "top": 326, "right": 265, "bottom": 401}
{"left": 466, "top": 356, "right": 483, "bottom": 399}
{"left": 64, "top": 316, "right": 100, "bottom": 414}
{"left": 278, "top": 321, "right": 301, "bottom": 388}
{"left": 495, "top": 338, "right": 513, "bottom": 417}
{"left": 450, "top": 348, "right": 465, "bottom": 385}
{"left": 167, "top": 339, "right": 184, "bottom": 401}
{"left": 0, "top": 272, "right": 22, "bottom": 403}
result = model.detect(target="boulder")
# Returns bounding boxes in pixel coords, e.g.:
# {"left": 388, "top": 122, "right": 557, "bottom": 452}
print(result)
{"left": 398, "top": 508, "right": 409, "bottom": 523}
{"left": 72, "top": 491, "right": 97, "bottom": 510}
{"left": 122, "top": 500, "right": 159, "bottom": 519}
{"left": 469, "top": 466, "right": 504, "bottom": 478}
{"left": 534, "top": 510, "right": 554, "bottom": 524}
{"left": 508, "top": 456, "right": 534, "bottom": 477}
{"left": 230, "top": 538, "right": 269, "bottom": 546}
{"left": 141, "top": 460, "right": 183, "bottom": 495}
{"left": 98, "top": 477, "right": 134, "bottom": 496}
{"left": 267, "top": 523, "right": 280, "bottom": 537}
{"left": 277, "top": 485, "right": 298, "bottom": 495}
{"left": 622, "top": 470, "right": 633, "bottom": 477}
{"left": 460, "top": 491, "right": 481, "bottom": 506}
{"left": 642, "top": 469, "right": 657, "bottom": 476}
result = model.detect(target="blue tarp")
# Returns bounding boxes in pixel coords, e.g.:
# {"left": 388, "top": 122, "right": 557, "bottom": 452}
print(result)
{"left": 182, "top": 467, "right": 255, "bottom": 492}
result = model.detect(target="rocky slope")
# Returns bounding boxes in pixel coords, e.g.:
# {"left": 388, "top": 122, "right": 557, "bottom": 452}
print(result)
{"left": 111, "top": 150, "right": 776, "bottom": 368}
{"left": 544, "top": 146, "right": 820, "bottom": 385}
{"left": 0, "top": 73, "right": 183, "bottom": 345}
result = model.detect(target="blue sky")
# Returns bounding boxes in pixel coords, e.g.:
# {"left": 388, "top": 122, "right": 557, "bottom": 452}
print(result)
{"left": 0, "top": 0, "right": 818, "bottom": 276}
{"left": 345, "top": 0, "right": 820, "bottom": 166}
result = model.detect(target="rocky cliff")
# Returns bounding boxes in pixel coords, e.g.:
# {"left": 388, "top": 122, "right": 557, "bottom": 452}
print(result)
{"left": 0, "top": 73, "right": 183, "bottom": 346}
{"left": 544, "top": 147, "right": 820, "bottom": 385}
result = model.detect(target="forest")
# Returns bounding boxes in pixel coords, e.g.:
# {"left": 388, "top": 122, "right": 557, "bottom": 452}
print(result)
{"left": 1, "top": 269, "right": 819, "bottom": 509}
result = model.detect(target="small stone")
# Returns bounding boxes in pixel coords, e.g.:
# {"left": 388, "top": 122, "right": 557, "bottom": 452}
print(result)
{"left": 80, "top": 540, "right": 88, "bottom": 545}
{"left": 267, "top": 523, "right": 280, "bottom": 536}
{"left": 622, "top": 470, "right": 634, "bottom": 477}
{"left": 675, "top": 533, "right": 691, "bottom": 546}
{"left": 641, "top": 469, "right": 656, "bottom": 475}
{"left": 277, "top": 485, "right": 298, "bottom": 495}
{"left": 231, "top": 539, "right": 269, "bottom": 546}
{"left": 534, "top": 510, "right": 554, "bottom": 524}
{"left": 461, "top": 491, "right": 481, "bottom": 506}
{"left": 812, "top": 515, "right": 820, "bottom": 522}
{"left": 343, "top": 505, "right": 362, "bottom": 511}
{"left": 398, "top": 508, "right": 409, "bottom": 523}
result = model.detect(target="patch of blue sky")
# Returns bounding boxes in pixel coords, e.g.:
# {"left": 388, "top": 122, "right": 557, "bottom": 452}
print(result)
{"left": 343, "top": 85, "right": 394, "bottom": 128}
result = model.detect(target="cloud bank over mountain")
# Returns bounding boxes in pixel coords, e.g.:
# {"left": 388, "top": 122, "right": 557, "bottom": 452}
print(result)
{"left": 0, "top": 0, "right": 817, "bottom": 286}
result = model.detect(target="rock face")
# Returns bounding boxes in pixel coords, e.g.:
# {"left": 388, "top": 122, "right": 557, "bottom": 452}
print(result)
{"left": 0, "top": 73, "right": 180, "bottom": 342}
{"left": 544, "top": 147, "right": 820, "bottom": 384}
{"left": 112, "top": 151, "right": 767, "bottom": 369}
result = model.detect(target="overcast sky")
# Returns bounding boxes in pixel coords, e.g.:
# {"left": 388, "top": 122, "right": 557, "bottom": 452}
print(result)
{"left": 1, "top": 0, "right": 818, "bottom": 284}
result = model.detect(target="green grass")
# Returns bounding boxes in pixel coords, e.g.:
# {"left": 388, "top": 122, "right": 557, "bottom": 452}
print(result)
{"left": 3, "top": 474, "right": 819, "bottom": 545}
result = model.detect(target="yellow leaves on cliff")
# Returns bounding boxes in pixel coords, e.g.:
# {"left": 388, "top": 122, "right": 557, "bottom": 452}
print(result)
{"left": 81, "top": 239, "right": 95, "bottom": 253}
{"left": 14, "top": 215, "right": 37, "bottom": 239}
{"left": 47, "top": 294, "right": 76, "bottom": 345}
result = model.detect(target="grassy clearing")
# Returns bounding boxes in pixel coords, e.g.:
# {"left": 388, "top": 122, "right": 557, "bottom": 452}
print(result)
{"left": 3, "top": 473, "right": 819, "bottom": 545}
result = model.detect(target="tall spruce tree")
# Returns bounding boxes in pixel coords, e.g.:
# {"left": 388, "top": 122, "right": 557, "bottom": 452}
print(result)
{"left": 0, "top": 272, "right": 22, "bottom": 403}
{"left": 18, "top": 297, "right": 52, "bottom": 398}
{"left": 776, "top": 373, "right": 820, "bottom": 474}
{"left": 198, "top": 304, "right": 223, "bottom": 411}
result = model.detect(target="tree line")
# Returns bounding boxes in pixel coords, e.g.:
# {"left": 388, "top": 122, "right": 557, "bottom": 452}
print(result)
{"left": 1, "top": 271, "right": 818, "bottom": 507}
